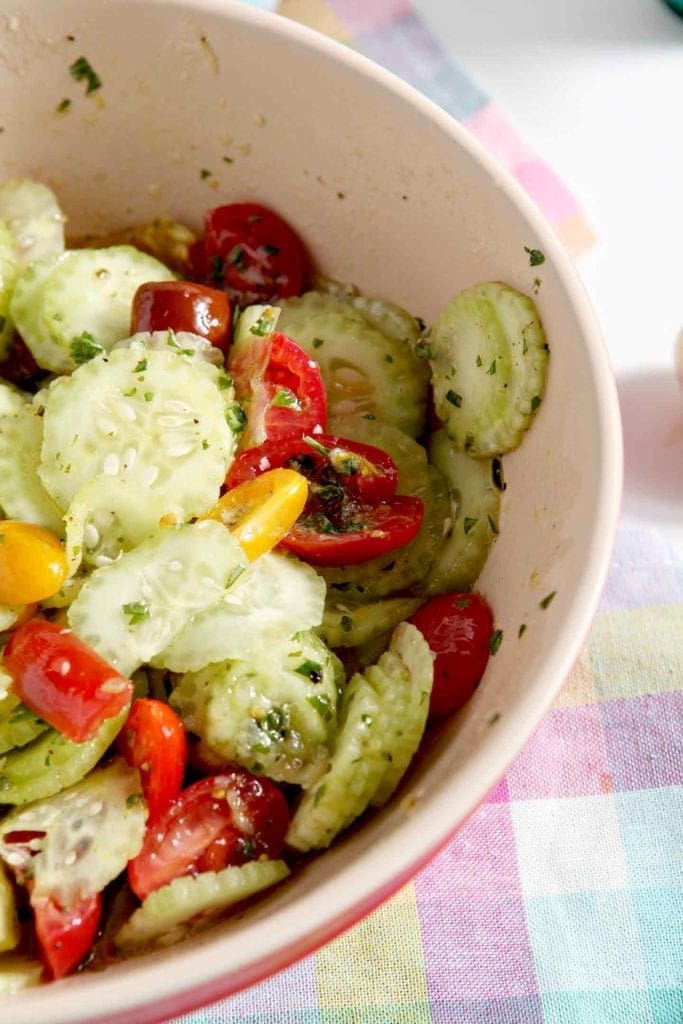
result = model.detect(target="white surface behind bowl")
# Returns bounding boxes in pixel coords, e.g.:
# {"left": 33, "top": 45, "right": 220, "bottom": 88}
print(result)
{"left": 0, "top": 1, "right": 622, "bottom": 1021}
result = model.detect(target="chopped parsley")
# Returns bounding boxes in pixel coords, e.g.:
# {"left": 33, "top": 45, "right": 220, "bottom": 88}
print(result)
{"left": 226, "top": 404, "right": 247, "bottom": 433}
{"left": 307, "top": 695, "right": 333, "bottom": 722}
{"left": 126, "top": 792, "right": 144, "bottom": 808}
{"left": 488, "top": 712, "right": 501, "bottom": 726}
{"left": 518, "top": 623, "right": 527, "bottom": 638}
{"left": 271, "top": 388, "right": 299, "bottom": 409}
{"left": 144, "top": 391, "right": 153, "bottom": 402}
{"left": 487, "top": 359, "right": 497, "bottom": 376}
{"left": 360, "top": 714, "right": 373, "bottom": 726}
{"left": 223, "top": 155, "right": 234, "bottom": 165}
{"left": 69, "top": 55, "right": 102, "bottom": 94}
{"left": 229, "top": 244, "right": 246, "bottom": 270}
{"left": 56, "top": 98, "right": 71, "bottom": 114}
{"left": 446, "top": 389, "right": 462, "bottom": 407}
{"left": 262, "top": 243, "right": 280, "bottom": 256}
{"left": 133, "top": 358, "right": 148, "bottom": 373}
{"left": 464, "top": 432, "right": 475, "bottom": 452}
{"left": 489, "top": 629, "right": 503, "bottom": 655}
{"left": 491, "top": 457, "right": 506, "bottom": 492}
{"left": 70, "top": 331, "right": 103, "bottom": 365}
{"left": 295, "top": 660, "right": 323, "bottom": 683}
{"left": 260, "top": 707, "right": 288, "bottom": 741}
{"left": 539, "top": 591, "right": 557, "bottom": 609}
{"left": 217, "top": 373, "right": 233, "bottom": 391}
{"left": 210, "top": 254, "right": 224, "bottom": 284}
{"left": 415, "top": 340, "right": 434, "bottom": 360}
{"left": 122, "top": 602, "right": 149, "bottom": 625}
{"left": 533, "top": 277, "right": 541, "bottom": 294}
{"left": 487, "top": 515, "right": 499, "bottom": 535}
{"left": 200, "top": 168, "right": 213, "bottom": 180}
{"left": 123, "top": 386, "right": 137, "bottom": 397}
{"left": 463, "top": 516, "right": 478, "bottom": 535}
{"left": 312, "top": 337, "right": 325, "bottom": 349}
{"left": 313, "top": 783, "right": 327, "bottom": 806}
{"left": 237, "top": 837, "right": 255, "bottom": 859}
{"left": 340, "top": 614, "right": 353, "bottom": 633}
{"left": 249, "top": 315, "right": 272, "bottom": 337}
{"left": 524, "top": 246, "right": 546, "bottom": 267}
{"left": 530, "top": 395, "right": 541, "bottom": 412}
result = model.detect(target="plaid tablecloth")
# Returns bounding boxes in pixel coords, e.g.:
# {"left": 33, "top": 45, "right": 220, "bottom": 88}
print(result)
{"left": 172, "top": 3, "right": 683, "bottom": 1021}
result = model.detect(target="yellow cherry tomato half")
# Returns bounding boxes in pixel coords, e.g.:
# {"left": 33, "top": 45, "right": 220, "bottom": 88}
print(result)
{"left": 202, "top": 468, "right": 309, "bottom": 562}
{"left": 0, "top": 521, "right": 70, "bottom": 606}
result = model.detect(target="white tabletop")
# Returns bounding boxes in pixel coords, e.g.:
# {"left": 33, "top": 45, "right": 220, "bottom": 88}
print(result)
{"left": 415, "top": 0, "right": 683, "bottom": 551}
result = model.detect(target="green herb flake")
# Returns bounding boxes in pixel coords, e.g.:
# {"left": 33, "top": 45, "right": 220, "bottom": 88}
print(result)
{"left": 237, "top": 837, "right": 255, "bottom": 859}
{"left": 455, "top": 597, "right": 470, "bottom": 609}
{"left": 524, "top": 246, "right": 546, "bottom": 267}
{"left": 56, "top": 98, "right": 72, "bottom": 114}
{"left": 262, "top": 243, "right": 280, "bottom": 255}
{"left": 230, "top": 245, "right": 246, "bottom": 270}
{"left": 307, "top": 695, "right": 333, "bottom": 723}
{"left": 522, "top": 337, "right": 529, "bottom": 355}
{"left": 144, "top": 391, "right": 153, "bottom": 403}
{"left": 313, "top": 783, "right": 327, "bottom": 806}
{"left": 271, "top": 388, "right": 299, "bottom": 409}
{"left": 446, "top": 389, "right": 462, "bottom": 408}
{"left": 530, "top": 395, "right": 542, "bottom": 412}
{"left": 126, "top": 792, "right": 144, "bottom": 808}
{"left": 123, "top": 387, "right": 137, "bottom": 398}
{"left": 210, "top": 254, "right": 224, "bottom": 284}
{"left": 340, "top": 614, "right": 353, "bottom": 633}
{"left": 464, "top": 432, "right": 475, "bottom": 452}
{"left": 487, "top": 515, "right": 499, "bottom": 535}
{"left": 222, "top": 155, "right": 234, "bottom": 164}
{"left": 260, "top": 707, "right": 288, "bottom": 741}
{"left": 491, "top": 457, "right": 506, "bottom": 492}
{"left": 295, "top": 660, "right": 323, "bottom": 683}
{"left": 70, "top": 331, "right": 103, "bottom": 365}
{"left": 533, "top": 277, "right": 541, "bottom": 294}
{"left": 488, "top": 711, "right": 501, "bottom": 726}
{"left": 463, "top": 516, "right": 478, "bottom": 535}
{"left": 476, "top": 354, "right": 483, "bottom": 367}
{"left": 226, "top": 404, "right": 247, "bottom": 433}
{"left": 415, "top": 316, "right": 426, "bottom": 332}
{"left": 133, "top": 358, "right": 148, "bottom": 374}
{"left": 312, "top": 337, "right": 324, "bottom": 349}
{"left": 415, "top": 340, "right": 434, "bottom": 360}
{"left": 69, "top": 55, "right": 102, "bottom": 94}
{"left": 360, "top": 714, "right": 373, "bottom": 726}
{"left": 540, "top": 591, "right": 557, "bottom": 610}
{"left": 489, "top": 629, "right": 503, "bottom": 655}
{"left": 202, "top": 439, "right": 209, "bottom": 450}
{"left": 385, "top": 354, "right": 394, "bottom": 364}
{"left": 217, "top": 373, "right": 233, "bottom": 391}
{"left": 200, "top": 168, "right": 213, "bottom": 180}
{"left": 518, "top": 623, "right": 527, "bottom": 638}
{"left": 487, "top": 359, "right": 497, "bottom": 376}
{"left": 123, "top": 602, "right": 150, "bottom": 625}
{"left": 249, "top": 315, "right": 272, "bottom": 337}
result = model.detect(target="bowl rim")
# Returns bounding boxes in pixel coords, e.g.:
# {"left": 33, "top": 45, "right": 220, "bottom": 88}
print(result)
{"left": 6, "top": 0, "right": 623, "bottom": 1020}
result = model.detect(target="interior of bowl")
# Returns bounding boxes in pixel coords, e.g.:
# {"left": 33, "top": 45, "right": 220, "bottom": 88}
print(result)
{"left": 0, "top": 1, "right": 621, "bottom": 1020}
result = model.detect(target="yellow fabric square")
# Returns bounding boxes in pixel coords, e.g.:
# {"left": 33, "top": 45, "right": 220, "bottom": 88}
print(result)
{"left": 589, "top": 605, "right": 683, "bottom": 702}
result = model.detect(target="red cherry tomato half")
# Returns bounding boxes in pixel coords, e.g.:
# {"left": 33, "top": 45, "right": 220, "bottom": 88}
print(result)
{"left": 230, "top": 331, "right": 327, "bottom": 448}
{"left": 130, "top": 281, "right": 232, "bottom": 352}
{"left": 0, "top": 335, "right": 42, "bottom": 386}
{"left": 128, "top": 769, "right": 289, "bottom": 900}
{"left": 281, "top": 494, "right": 424, "bottom": 566}
{"left": 409, "top": 592, "right": 494, "bottom": 719}
{"left": 226, "top": 433, "right": 399, "bottom": 504}
{"left": 116, "top": 699, "right": 187, "bottom": 824}
{"left": 4, "top": 619, "right": 133, "bottom": 743}
{"left": 32, "top": 891, "right": 101, "bottom": 980}
{"left": 196, "top": 202, "right": 306, "bottom": 306}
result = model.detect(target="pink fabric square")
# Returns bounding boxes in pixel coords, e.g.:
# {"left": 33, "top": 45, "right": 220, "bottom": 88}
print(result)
{"left": 464, "top": 103, "right": 536, "bottom": 168}
{"left": 505, "top": 705, "right": 612, "bottom": 802}
{"left": 416, "top": 802, "right": 522, "bottom": 896}
{"left": 515, "top": 159, "right": 580, "bottom": 222}
{"left": 327, "top": 0, "right": 412, "bottom": 35}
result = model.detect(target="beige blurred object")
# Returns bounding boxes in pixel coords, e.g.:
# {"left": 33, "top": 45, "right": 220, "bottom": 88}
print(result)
{"left": 676, "top": 329, "right": 683, "bottom": 388}
{"left": 277, "top": 0, "right": 349, "bottom": 40}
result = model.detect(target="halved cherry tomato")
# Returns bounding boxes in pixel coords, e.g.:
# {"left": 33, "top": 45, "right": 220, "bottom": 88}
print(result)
{"left": 192, "top": 202, "right": 306, "bottom": 306}
{"left": 0, "top": 335, "right": 42, "bottom": 387}
{"left": 32, "top": 891, "right": 101, "bottom": 980}
{"left": 203, "top": 468, "right": 309, "bottom": 562}
{"left": 230, "top": 331, "right": 326, "bottom": 448}
{"left": 409, "top": 592, "right": 494, "bottom": 719}
{"left": 130, "top": 281, "right": 231, "bottom": 352}
{"left": 226, "top": 433, "right": 399, "bottom": 504}
{"left": 128, "top": 769, "right": 289, "bottom": 900}
{"left": 4, "top": 619, "right": 133, "bottom": 743}
{"left": 0, "top": 521, "right": 69, "bottom": 606}
{"left": 282, "top": 494, "right": 423, "bottom": 566}
{"left": 116, "top": 699, "right": 187, "bottom": 824}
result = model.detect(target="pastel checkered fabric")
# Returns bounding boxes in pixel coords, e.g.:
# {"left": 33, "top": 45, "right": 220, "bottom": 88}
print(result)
{"left": 170, "top": 3, "right": 683, "bottom": 1021}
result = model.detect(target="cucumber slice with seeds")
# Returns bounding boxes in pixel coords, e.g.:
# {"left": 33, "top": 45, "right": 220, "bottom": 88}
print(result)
{"left": 0, "top": 863, "right": 19, "bottom": 952}
{"left": 314, "top": 276, "right": 425, "bottom": 347}
{"left": 0, "top": 179, "right": 65, "bottom": 272}
{"left": 286, "top": 623, "right": 432, "bottom": 851}
{"left": 68, "top": 522, "right": 247, "bottom": 676}
{"left": 0, "top": 759, "right": 145, "bottom": 906}
{"left": 11, "top": 246, "right": 175, "bottom": 373}
{"left": 0, "top": 957, "right": 42, "bottom": 992}
{"left": 116, "top": 859, "right": 289, "bottom": 953}
{"left": 424, "top": 429, "right": 501, "bottom": 594}
{"left": 0, "top": 694, "right": 49, "bottom": 755}
{"left": 276, "top": 291, "right": 429, "bottom": 436}
{"left": 428, "top": 281, "right": 549, "bottom": 456}
{"left": 320, "top": 596, "right": 423, "bottom": 648}
{"left": 39, "top": 344, "right": 235, "bottom": 519}
{"left": 0, "top": 223, "right": 17, "bottom": 359}
{"left": 0, "top": 705, "right": 128, "bottom": 805}
{"left": 0, "top": 389, "right": 64, "bottom": 534}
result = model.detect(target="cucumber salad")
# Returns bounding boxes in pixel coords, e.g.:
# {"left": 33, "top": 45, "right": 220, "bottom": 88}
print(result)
{"left": 0, "top": 179, "right": 548, "bottom": 987}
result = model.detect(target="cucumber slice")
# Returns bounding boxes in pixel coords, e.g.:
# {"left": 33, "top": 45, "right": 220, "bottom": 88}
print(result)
{"left": 0, "top": 863, "right": 19, "bottom": 952}
{"left": 367, "top": 622, "right": 433, "bottom": 807}
{"left": 116, "top": 859, "right": 289, "bottom": 953}
{"left": 321, "top": 417, "right": 450, "bottom": 601}
{"left": 0, "top": 179, "right": 65, "bottom": 272}
{"left": 68, "top": 521, "right": 247, "bottom": 676}
{"left": 0, "top": 956, "right": 42, "bottom": 992}
{"left": 154, "top": 551, "right": 326, "bottom": 673}
{"left": 0, "top": 759, "right": 145, "bottom": 906}
{"left": 0, "top": 223, "right": 17, "bottom": 359}
{"left": 113, "top": 329, "right": 224, "bottom": 368}
{"left": 39, "top": 344, "right": 235, "bottom": 520}
{"left": 0, "top": 386, "right": 64, "bottom": 535}
{"left": 38, "top": 574, "right": 86, "bottom": 610}
{"left": 0, "top": 706, "right": 127, "bottom": 805}
{"left": 275, "top": 291, "right": 429, "bottom": 437}
{"left": 0, "top": 605, "right": 25, "bottom": 633}
{"left": 171, "top": 632, "right": 340, "bottom": 788}
{"left": 71, "top": 217, "right": 197, "bottom": 275}
{"left": 286, "top": 623, "right": 432, "bottom": 850}
{"left": 0, "top": 694, "right": 49, "bottom": 755}
{"left": 11, "top": 246, "right": 175, "bottom": 373}
{"left": 320, "top": 596, "right": 423, "bottom": 649}
{"left": 232, "top": 304, "right": 280, "bottom": 356}
{"left": 424, "top": 429, "right": 502, "bottom": 593}
{"left": 428, "top": 281, "right": 549, "bottom": 456}
{"left": 315, "top": 276, "right": 425, "bottom": 348}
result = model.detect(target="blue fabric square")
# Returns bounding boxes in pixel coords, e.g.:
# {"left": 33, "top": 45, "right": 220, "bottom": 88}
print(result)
{"left": 524, "top": 891, "right": 646, "bottom": 991}
{"left": 615, "top": 789, "right": 683, "bottom": 889}
{"left": 541, "top": 990, "right": 654, "bottom": 1024}
{"left": 650, "top": 987, "right": 683, "bottom": 1024}
{"left": 631, "top": 887, "right": 683, "bottom": 989}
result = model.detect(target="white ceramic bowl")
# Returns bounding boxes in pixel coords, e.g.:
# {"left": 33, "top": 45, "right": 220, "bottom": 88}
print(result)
{"left": 0, "top": 1, "right": 622, "bottom": 1020}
